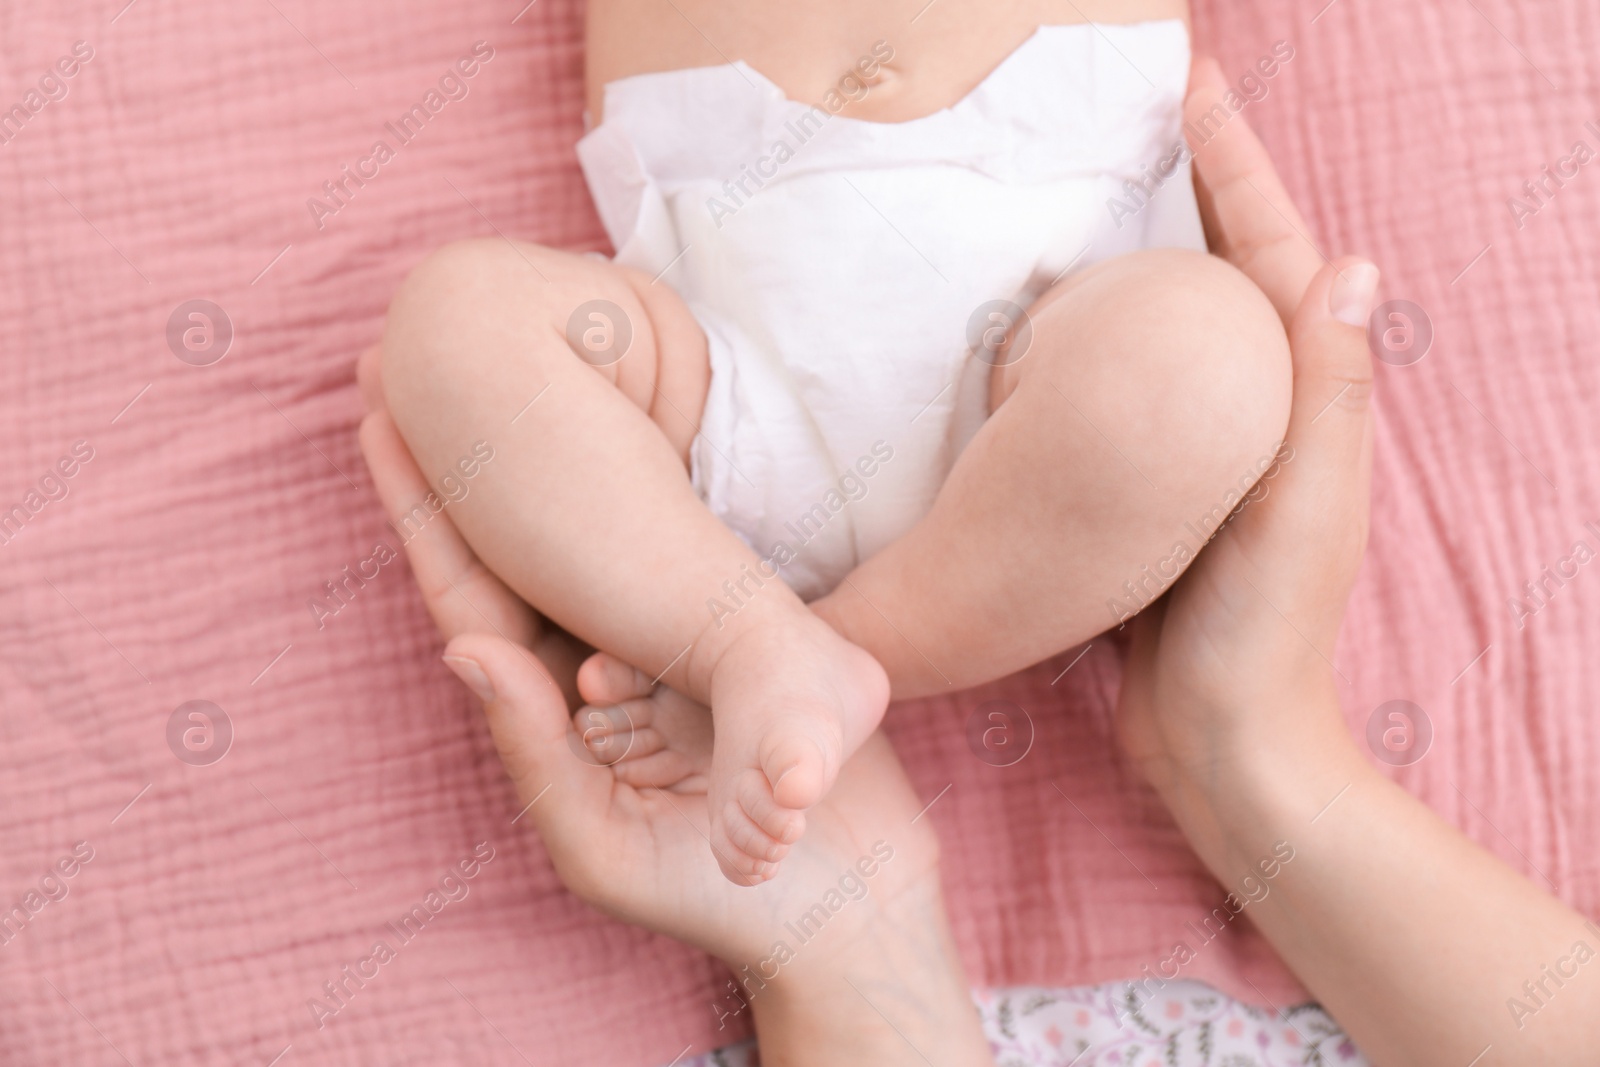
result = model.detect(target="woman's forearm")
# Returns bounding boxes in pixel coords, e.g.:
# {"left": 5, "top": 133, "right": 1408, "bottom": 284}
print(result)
{"left": 745, "top": 877, "right": 995, "bottom": 1067}
{"left": 1162, "top": 686, "right": 1600, "bottom": 1066}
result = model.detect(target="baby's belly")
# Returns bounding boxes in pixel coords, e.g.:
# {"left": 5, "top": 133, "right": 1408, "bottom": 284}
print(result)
{"left": 585, "top": 0, "right": 1189, "bottom": 126}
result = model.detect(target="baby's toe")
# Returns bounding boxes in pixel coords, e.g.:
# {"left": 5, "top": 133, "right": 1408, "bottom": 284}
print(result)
{"left": 759, "top": 730, "right": 831, "bottom": 811}
{"left": 603, "top": 725, "right": 666, "bottom": 762}
{"left": 611, "top": 748, "right": 694, "bottom": 789}
{"left": 710, "top": 816, "right": 778, "bottom": 886}
{"left": 570, "top": 703, "right": 644, "bottom": 765}
{"left": 736, "top": 772, "right": 806, "bottom": 846}
{"left": 576, "top": 652, "right": 654, "bottom": 706}
{"left": 720, "top": 796, "right": 790, "bottom": 866}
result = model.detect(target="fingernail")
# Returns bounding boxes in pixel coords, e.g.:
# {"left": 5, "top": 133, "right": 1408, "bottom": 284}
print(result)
{"left": 1330, "top": 261, "right": 1380, "bottom": 327}
{"left": 443, "top": 655, "right": 494, "bottom": 702}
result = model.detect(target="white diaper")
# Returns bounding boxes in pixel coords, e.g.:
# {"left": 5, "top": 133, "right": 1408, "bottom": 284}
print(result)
{"left": 577, "top": 20, "right": 1205, "bottom": 600}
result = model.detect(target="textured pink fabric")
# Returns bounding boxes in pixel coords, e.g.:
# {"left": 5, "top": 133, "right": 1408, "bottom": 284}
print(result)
{"left": 2, "top": 1, "right": 1596, "bottom": 1064}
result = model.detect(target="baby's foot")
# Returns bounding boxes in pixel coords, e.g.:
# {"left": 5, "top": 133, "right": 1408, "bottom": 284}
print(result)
{"left": 574, "top": 652, "right": 710, "bottom": 793}
{"left": 701, "top": 606, "right": 889, "bottom": 885}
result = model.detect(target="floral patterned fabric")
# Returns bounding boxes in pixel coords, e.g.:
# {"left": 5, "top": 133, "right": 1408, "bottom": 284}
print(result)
{"left": 679, "top": 981, "right": 1369, "bottom": 1067}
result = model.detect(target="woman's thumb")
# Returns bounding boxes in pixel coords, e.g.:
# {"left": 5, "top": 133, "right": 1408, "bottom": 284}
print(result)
{"left": 1257, "top": 256, "right": 1380, "bottom": 589}
{"left": 1288, "top": 256, "right": 1379, "bottom": 436}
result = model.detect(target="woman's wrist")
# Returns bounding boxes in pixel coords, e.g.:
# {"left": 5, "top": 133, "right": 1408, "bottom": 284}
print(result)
{"left": 1150, "top": 682, "right": 1377, "bottom": 880}
{"left": 1152, "top": 683, "right": 1600, "bottom": 1063}
{"left": 738, "top": 877, "right": 994, "bottom": 1067}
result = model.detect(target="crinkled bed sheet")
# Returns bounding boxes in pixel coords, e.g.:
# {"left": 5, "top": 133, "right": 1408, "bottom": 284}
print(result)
{"left": 1, "top": 0, "right": 1596, "bottom": 1063}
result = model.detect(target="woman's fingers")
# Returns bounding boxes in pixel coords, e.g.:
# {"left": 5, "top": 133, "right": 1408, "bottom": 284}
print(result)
{"left": 358, "top": 343, "right": 385, "bottom": 413}
{"left": 1186, "top": 56, "right": 1322, "bottom": 323}
{"left": 1183, "top": 56, "right": 1378, "bottom": 618}
{"left": 358, "top": 408, "right": 538, "bottom": 646}
{"left": 1280, "top": 257, "right": 1377, "bottom": 522}
{"left": 1233, "top": 256, "right": 1378, "bottom": 602}
{"left": 444, "top": 633, "right": 609, "bottom": 850}
{"left": 1286, "top": 258, "right": 1379, "bottom": 453}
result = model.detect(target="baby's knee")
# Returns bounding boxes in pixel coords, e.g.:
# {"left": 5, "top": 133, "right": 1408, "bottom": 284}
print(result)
{"left": 1083, "top": 247, "right": 1292, "bottom": 473}
{"left": 381, "top": 238, "right": 583, "bottom": 428}
{"left": 385, "top": 240, "right": 519, "bottom": 397}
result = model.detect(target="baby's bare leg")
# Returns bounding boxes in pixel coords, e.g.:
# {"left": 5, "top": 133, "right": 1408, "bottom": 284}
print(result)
{"left": 813, "top": 248, "right": 1293, "bottom": 699}
{"left": 383, "top": 239, "right": 887, "bottom": 883}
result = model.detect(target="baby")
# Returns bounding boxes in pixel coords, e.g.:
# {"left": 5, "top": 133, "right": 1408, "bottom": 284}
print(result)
{"left": 382, "top": 0, "right": 1290, "bottom": 884}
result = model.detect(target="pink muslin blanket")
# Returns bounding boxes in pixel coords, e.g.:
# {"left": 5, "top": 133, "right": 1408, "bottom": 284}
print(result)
{"left": 1, "top": 1, "right": 1596, "bottom": 1063}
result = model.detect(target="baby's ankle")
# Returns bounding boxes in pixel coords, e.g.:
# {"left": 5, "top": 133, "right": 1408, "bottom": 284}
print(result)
{"left": 683, "top": 586, "right": 815, "bottom": 698}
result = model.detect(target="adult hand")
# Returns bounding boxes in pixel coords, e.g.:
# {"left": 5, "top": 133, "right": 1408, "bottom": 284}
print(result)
{"left": 1116, "top": 56, "right": 1379, "bottom": 799}
{"left": 1113, "top": 58, "right": 1600, "bottom": 1066}
{"left": 356, "top": 345, "right": 990, "bottom": 1066}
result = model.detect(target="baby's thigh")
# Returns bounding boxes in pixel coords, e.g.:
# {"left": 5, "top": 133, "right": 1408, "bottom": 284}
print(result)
{"left": 382, "top": 238, "right": 710, "bottom": 465}
{"left": 991, "top": 247, "right": 1292, "bottom": 491}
